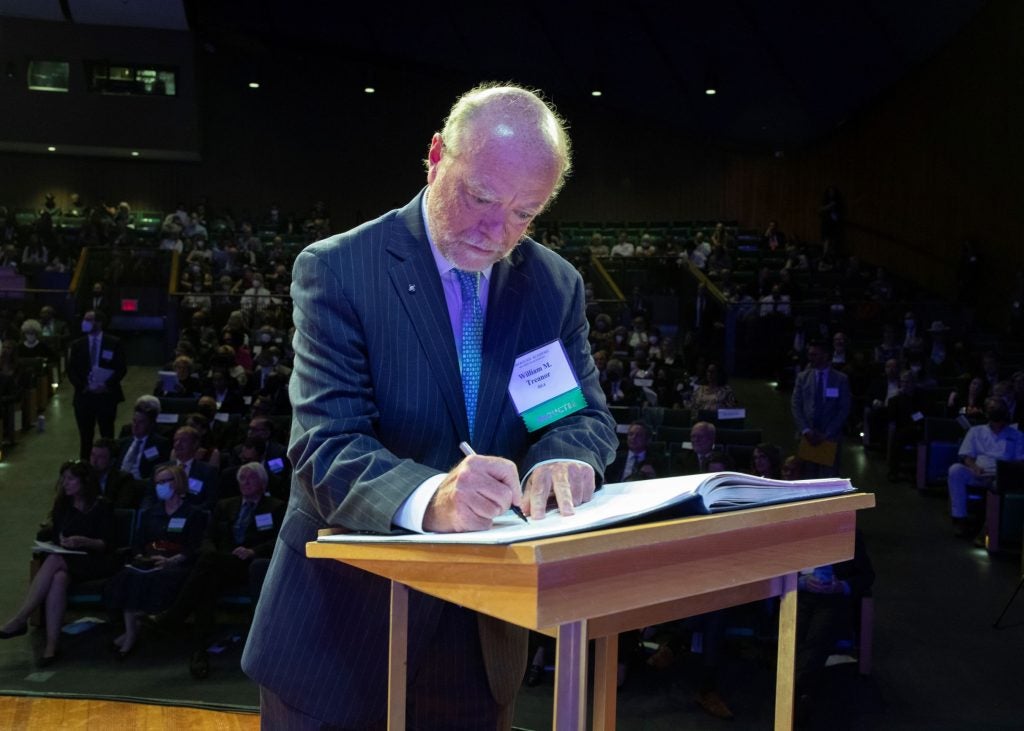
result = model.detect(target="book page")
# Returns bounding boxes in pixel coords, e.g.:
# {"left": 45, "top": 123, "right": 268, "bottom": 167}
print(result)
{"left": 319, "top": 474, "right": 710, "bottom": 545}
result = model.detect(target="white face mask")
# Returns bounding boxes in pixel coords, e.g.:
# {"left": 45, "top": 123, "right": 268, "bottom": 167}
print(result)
{"left": 24, "top": 334, "right": 38, "bottom": 345}
{"left": 155, "top": 483, "right": 175, "bottom": 501}
{"left": 81, "top": 320, "right": 93, "bottom": 333}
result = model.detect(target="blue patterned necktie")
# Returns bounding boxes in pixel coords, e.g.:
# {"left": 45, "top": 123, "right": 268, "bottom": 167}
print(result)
{"left": 455, "top": 269, "right": 484, "bottom": 440}
{"left": 234, "top": 500, "right": 255, "bottom": 545}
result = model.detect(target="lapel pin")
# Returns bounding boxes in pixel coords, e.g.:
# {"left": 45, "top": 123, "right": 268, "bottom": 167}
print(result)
{"left": 408, "top": 284, "right": 416, "bottom": 293}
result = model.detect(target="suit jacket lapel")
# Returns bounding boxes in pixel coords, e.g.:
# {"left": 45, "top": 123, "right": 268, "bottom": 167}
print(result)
{"left": 474, "top": 250, "right": 528, "bottom": 452}
{"left": 386, "top": 193, "right": 468, "bottom": 438}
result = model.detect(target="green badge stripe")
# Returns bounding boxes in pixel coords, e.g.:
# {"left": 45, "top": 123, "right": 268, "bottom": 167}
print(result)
{"left": 521, "top": 387, "right": 587, "bottom": 432}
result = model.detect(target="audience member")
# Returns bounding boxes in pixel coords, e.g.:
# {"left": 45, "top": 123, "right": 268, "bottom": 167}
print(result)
{"left": 791, "top": 339, "right": 851, "bottom": 477}
{"left": 91, "top": 437, "right": 139, "bottom": 508}
{"left": 117, "top": 395, "right": 171, "bottom": 479}
{"left": 608, "top": 421, "right": 665, "bottom": 482}
{"left": 947, "top": 397, "right": 1024, "bottom": 537}
{"left": 146, "top": 461, "right": 285, "bottom": 679}
{"left": 750, "top": 443, "right": 782, "bottom": 479}
{"left": 0, "top": 461, "right": 115, "bottom": 665}
{"left": 690, "top": 362, "right": 737, "bottom": 420}
{"left": 677, "top": 421, "right": 717, "bottom": 474}
{"left": 68, "top": 310, "right": 127, "bottom": 459}
{"left": 795, "top": 530, "right": 874, "bottom": 720}
{"left": 106, "top": 465, "right": 205, "bottom": 658}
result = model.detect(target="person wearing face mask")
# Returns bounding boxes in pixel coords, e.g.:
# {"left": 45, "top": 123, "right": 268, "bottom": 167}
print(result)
{"left": 240, "top": 274, "right": 272, "bottom": 318}
{"left": 947, "top": 397, "right": 1024, "bottom": 537}
{"left": 105, "top": 465, "right": 205, "bottom": 658}
{"left": 67, "top": 310, "right": 127, "bottom": 459}
{"left": 144, "top": 461, "right": 286, "bottom": 679}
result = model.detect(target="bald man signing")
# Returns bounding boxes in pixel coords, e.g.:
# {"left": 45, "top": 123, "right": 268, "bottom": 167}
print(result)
{"left": 242, "top": 84, "right": 617, "bottom": 730}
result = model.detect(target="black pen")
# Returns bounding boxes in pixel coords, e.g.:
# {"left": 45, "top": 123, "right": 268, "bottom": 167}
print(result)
{"left": 458, "top": 441, "right": 529, "bottom": 523}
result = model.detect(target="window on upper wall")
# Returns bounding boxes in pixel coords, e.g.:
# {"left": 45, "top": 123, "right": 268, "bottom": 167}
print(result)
{"left": 84, "top": 61, "right": 177, "bottom": 96}
{"left": 27, "top": 61, "right": 70, "bottom": 92}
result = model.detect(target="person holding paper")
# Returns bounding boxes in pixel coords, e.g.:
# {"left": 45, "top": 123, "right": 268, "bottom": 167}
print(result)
{"left": 791, "top": 338, "right": 851, "bottom": 477}
{"left": 243, "top": 83, "right": 617, "bottom": 729}
{"left": 0, "top": 461, "right": 114, "bottom": 666}
{"left": 67, "top": 309, "right": 127, "bottom": 459}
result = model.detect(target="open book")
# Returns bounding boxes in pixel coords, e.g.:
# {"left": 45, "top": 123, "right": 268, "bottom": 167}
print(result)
{"left": 318, "top": 471, "right": 856, "bottom": 546}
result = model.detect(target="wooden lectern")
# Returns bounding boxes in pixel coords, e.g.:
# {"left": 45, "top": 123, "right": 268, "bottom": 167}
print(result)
{"left": 307, "top": 492, "right": 874, "bottom": 730}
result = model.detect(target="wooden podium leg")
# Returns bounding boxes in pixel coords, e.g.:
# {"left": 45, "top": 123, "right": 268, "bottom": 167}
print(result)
{"left": 774, "top": 572, "right": 798, "bottom": 730}
{"left": 553, "top": 619, "right": 588, "bottom": 731}
{"left": 592, "top": 633, "right": 618, "bottom": 730}
{"left": 388, "top": 581, "right": 408, "bottom": 731}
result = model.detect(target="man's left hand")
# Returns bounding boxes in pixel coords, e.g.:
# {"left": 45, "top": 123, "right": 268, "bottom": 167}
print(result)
{"left": 523, "top": 461, "right": 596, "bottom": 520}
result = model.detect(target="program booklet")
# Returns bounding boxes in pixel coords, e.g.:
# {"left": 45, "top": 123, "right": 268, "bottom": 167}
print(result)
{"left": 317, "top": 471, "right": 856, "bottom": 546}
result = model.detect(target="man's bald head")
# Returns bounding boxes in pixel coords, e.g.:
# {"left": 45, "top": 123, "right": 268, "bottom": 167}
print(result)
{"left": 431, "top": 83, "right": 571, "bottom": 199}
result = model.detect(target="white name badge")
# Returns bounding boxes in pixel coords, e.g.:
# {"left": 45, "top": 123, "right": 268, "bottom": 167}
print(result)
{"left": 825, "top": 387, "right": 840, "bottom": 399}
{"left": 168, "top": 517, "right": 187, "bottom": 532}
{"left": 912, "top": 411, "right": 924, "bottom": 422}
{"left": 214, "top": 412, "right": 230, "bottom": 422}
{"left": 507, "top": 340, "right": 586, "bottom": 432}
{"left": 267, "top": 457, "right": 285, "bottom": 473}
{"left": 143, "top": 446, "right": 160, "bottom": 459}
{"left": 188, "top": 477, "right": 204, "bottom": 494}
{"left": 101, "top": 349, "right": 114, "bottom": 360}
{"left": 255, "top": 512, "right": 274, "bottom": 530}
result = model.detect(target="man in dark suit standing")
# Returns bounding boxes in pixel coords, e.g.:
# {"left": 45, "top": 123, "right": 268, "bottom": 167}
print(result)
{"left": 67, "top": 309, "right": 126, "bottom": 459}
{"left": 791, "top": 339, "right": 852, "bottom": 477}
{"left": 243, "top": 84, "right": 617, "bottom": 730}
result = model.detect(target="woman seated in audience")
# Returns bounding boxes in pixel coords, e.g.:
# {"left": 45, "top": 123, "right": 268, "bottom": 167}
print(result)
{"left": 947, "top": 376, "right": 986, "bottom": 422}
{"left": 690, "top": 362, "right": 737, "bottom": 420}
{"left": 750, "top": 442, "right": 783, "bottom": 479}
{"left": 106, "top": 464, "right": 205, "bottom": 658}
{"left": 0, "top": 461, "right": 114, "bottom": 665}
{"left": 781, "top": 455, "right": 804, "bottom": 481}
{"left": 154, "top": 355, "right": 203, "bottom": 398}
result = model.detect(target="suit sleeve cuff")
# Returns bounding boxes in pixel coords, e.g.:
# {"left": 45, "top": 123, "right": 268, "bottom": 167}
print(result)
{"left": 393, "top": 473, "right": 446, "bottom": 533}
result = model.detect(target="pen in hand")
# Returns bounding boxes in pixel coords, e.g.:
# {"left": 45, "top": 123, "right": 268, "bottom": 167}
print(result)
{"left": 458, "top": 441, "right": 529, "bottom": 524}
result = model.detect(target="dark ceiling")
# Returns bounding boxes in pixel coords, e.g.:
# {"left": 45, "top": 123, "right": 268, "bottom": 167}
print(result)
{"left": 187, "top": 0, "right": 988, "bottom": 150}
{"left": 0, "top": 0, "right": 989, "bottom": 150}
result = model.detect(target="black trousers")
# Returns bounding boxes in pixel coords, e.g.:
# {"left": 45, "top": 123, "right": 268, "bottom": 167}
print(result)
{"left": 74, "top": 392, "right": 118, "bottom": 459}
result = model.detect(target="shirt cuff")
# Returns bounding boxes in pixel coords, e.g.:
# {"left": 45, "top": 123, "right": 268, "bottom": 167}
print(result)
{"left": 520, "top": 458, "right": 593, "bottom": 487}
{"left": 393, "top": 473, "right": 446, "bottom": 533}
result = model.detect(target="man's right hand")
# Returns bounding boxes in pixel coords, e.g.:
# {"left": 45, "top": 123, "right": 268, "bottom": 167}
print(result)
{"left": 422, "top": 455, "right": 522, "bottom": 533}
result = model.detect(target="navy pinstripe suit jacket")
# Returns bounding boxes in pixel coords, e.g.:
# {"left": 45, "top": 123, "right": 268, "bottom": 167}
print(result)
{"left": 241, "top": 191, "right": 617, "bottom": 726}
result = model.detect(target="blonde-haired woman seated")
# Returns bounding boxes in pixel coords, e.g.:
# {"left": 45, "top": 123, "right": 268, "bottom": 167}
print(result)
{"left": 106, "top": 464, "right": 205, "bottom": 658}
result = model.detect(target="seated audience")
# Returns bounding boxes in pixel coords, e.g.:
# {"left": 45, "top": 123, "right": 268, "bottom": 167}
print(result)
{"left": 1, "top": 461, "right": 115, "bottom": 665}
{"left": 106, "top": 465, "right": 205, "bottom": 658}
{"left": 690, "top": 362, "right": 737, "bottom": 420}
{"left": 91, "top": 437, "right": 139, "bottom": 508}
{"left": 750, "top": 443, "right": 782, "bottom": 479}
{"left": 677, "top": 421, "right": 717, "bottom": 474}
{"left": 607, "top": 421, "right": 665, "bottom": 482}
{"left": 795, "top": 530, "right": 875, "bottom": 719}
{"left": 947, "top": 397, "right": 1024, "bottom": 537}
{"left": 146, "top": 462, "right": 285, "bottom": 679}
{"left": 117, "top": 396, "right": 171, "bottom": 480}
